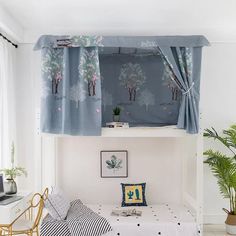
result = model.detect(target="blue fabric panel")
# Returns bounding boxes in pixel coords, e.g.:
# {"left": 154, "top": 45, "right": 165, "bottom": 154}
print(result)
{"left": 41, "top": 47, "right": 101, "bottom": 136}
{"left": 159, "top": 46, "right": 202, "bottom": 133}
{"left": 100, "top": 53, "right": 181, "bottom": 126}
{"left": 36, "top": 35, "right": 208, "bottom": 135}
{"left": 34, "top": 35, "right": 210, "bottom": 50}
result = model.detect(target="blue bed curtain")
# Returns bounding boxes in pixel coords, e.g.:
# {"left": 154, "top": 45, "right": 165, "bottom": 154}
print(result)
{"left": 35, "top": 35, "right": 209, "bottom": 135}
{"left": 40, "top": 46, "right": 101, "bottom": 135}
{"left": 159, "top": 46, "right": 202, "bottom": 134}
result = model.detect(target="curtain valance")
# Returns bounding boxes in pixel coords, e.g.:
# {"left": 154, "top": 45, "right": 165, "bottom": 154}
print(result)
{"left": 34, "top": 35, "right": 209, "bottom": 135}
{"left": 34, "top": 35, "right": 209, "bottom": 50}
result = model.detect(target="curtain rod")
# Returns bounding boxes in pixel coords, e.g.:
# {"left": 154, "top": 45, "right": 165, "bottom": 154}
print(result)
{"left": 0, "top": 33, "right": 18, "bottom": 48}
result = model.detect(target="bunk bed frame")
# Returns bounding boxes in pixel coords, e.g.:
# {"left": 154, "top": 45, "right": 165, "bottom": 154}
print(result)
{"left": 33, "top": 35, "right": 208, "bottom": 235}
{"left": 35, "top": 117, "right": 204, "bottom": 235}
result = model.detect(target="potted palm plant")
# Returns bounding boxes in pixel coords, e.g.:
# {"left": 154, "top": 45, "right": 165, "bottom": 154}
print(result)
{"left": 204, "top": 125, "right": 236, "bottom": 235}
{"left": 0, "top": 143, "right": 27, "bottom": 194}
{"left": 113, "top": 106, "right": 121, "bottom": 122}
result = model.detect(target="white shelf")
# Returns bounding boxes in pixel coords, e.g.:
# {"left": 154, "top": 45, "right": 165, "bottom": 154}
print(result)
{"left": 101, "top": 126, "right": 191, "bottom": 137}
{"left": 40, "top": 126, "right": 192, "bottom": 138}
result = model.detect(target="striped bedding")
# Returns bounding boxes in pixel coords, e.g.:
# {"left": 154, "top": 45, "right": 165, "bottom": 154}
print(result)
{"left": 40, "top": 200, "right": 112, "bottom": 236}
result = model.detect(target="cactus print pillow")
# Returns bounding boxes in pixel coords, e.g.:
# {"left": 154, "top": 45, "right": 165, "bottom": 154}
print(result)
{"left": 121, "top": 183, "right": 147, "bottom": 207}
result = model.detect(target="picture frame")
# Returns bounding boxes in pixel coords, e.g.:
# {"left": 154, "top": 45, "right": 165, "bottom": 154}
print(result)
{"left": 100, "top": 150, "right": 128, "bottom": 178}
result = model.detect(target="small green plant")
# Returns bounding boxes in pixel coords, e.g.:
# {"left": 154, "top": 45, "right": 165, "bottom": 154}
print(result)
{"left": 204, "top": 125, "right": 236, "bottom": 215}
{"left": 113, "top": 107, "right": 121, "bottom": 116}
{"left": 0, "top": 143, "right": 27, "bottom": 180}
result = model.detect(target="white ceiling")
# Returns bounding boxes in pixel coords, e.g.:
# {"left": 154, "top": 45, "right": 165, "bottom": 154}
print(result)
{"left": 0, "top": 0, "right": 236, "bottom": 42}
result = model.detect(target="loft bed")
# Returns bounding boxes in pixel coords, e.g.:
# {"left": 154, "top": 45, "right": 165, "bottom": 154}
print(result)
{"left": 39, "top": 135, "right": 203, "bottom": 236}
{"left": 34, "top": 35, "right": 208, "bottom": 236}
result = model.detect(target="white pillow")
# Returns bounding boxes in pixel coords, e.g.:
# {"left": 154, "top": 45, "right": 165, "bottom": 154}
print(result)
{"left": 44, "top": 188, "right": 70, "bottom": 220}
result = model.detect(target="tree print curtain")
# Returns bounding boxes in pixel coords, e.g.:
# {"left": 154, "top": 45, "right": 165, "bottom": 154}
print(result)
{"left": 41, "top": 46, "right": 101, "bottom": 135}
{"left": 119, "top": 63, "right": 146, "bottom": 102}
{"left": 159, "top": 46, "right": 202, "bottom": 133}
{"left": 100, "top": 53, "right": 181, "bottom": 127}
{"left": 35, "top": 35, "right": 209, "bottom": 135}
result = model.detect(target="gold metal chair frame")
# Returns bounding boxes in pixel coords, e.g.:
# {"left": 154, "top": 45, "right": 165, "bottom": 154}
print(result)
{"left": 0, "top": 188, "right": 48, "bottom": 236}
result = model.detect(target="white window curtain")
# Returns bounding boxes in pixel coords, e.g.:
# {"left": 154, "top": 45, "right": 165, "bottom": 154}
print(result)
{"left": 0, "top": 37, "right": 16, "bottom": 168}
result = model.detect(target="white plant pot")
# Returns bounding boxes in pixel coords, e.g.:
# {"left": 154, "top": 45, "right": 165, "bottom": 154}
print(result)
{"left": 113, "top": 115, "right": 120, "bottom": 122}
{"left": 226, "top": 224, "right": 236, "bottom": 235}
{"left": 226, "top": 214, "right": 236, "bottom": 235}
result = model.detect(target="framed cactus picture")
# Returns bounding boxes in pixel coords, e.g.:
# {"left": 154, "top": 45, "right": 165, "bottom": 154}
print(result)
{"left": 100, "top": 150, "right": 128, "bottom": 178}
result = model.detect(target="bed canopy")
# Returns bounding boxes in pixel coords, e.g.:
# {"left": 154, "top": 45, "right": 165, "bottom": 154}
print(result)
{"left": 34, "top": 35, "right": 209, "bottom": 136}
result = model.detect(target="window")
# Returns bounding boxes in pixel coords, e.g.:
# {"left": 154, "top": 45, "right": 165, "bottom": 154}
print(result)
{"left": 0, "top": 37, "right": 16, "bottom": 168}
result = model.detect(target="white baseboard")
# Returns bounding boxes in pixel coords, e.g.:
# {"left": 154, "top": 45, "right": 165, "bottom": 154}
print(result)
{"left": 204, "top": 214, "right": 226, "bottom": 224}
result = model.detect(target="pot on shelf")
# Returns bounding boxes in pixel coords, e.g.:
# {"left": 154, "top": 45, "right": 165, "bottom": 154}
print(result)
{"left": 224, "top": 209, "right": 236, "bottom": 235}
{"left": 113, "top": 115, "right": 120, "bottom": 122}
{"left": 4, "top": 178, "right": 17, "bottom": 195}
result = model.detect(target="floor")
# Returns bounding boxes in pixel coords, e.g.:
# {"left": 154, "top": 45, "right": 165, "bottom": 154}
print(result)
{"left": 204, "top": 225, "right": 230, "bottom": 236}
{"left": 5, "top": 224, "right": 231, "bottom": 236}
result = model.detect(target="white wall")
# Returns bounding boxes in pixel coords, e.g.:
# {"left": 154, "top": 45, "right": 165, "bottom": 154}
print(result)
{"left": 14, "top": 41, "right": 236, "bottom": 224}
{"left": 201, "top": 43, "right": 236, "bottom": 223}
{"left": 1, "top": 0, "right": 235, "bottom": 43}
{"left": 57, "top": 137, "right": 183, "bottom": 204}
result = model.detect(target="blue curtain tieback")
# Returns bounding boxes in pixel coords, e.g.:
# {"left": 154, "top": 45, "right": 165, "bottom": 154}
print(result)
{"left": 182, "top": 82, "right": 195, "bottom": 95}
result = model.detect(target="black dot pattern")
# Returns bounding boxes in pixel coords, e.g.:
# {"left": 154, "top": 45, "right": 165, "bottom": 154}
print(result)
{"left": 84, "top": 203, "right": 199, "bottom": 236}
